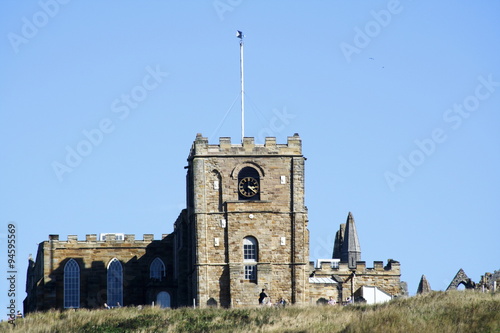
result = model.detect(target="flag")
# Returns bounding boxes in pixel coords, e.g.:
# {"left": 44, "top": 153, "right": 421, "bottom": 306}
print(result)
{"left": 236, "top": 30, "right": 243, "bottom": 39}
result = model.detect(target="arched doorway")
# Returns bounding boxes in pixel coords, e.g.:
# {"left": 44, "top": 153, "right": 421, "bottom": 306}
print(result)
{"left": 156, "top": 291, "right": 171, "bottom": 308}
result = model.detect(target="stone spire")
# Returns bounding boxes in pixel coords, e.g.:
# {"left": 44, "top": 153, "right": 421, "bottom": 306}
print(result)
{"left": 340, "top": 212, "right": 361, "bottom": 269}
{"left": 416, "top": 274, "right": 432, "bottom": 294}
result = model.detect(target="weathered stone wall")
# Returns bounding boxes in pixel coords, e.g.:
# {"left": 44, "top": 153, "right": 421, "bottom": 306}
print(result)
{"left": 447, "top": 268, "right": 476, "bottom": 290}
{"left": 25, "top": 234, "right": 173, "bottom": 312}
{"left": 25, "top": 133, "right": 404, "bottom": 312}
{"left": 186, "top": 134, "right": 308, "bottom": 307}
{"left": 479, "top": 270, "right": 500, "bottom": 291}
{"left": 310, "top": 260, "right": 402, "bottom": 302}
{"left": 308, "top": 282, "right": 341, "bottom": 305}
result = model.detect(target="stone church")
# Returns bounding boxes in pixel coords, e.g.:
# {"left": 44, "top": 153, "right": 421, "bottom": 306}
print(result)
{"left": 24, "top": 133, "right": 404, "bottom": 313}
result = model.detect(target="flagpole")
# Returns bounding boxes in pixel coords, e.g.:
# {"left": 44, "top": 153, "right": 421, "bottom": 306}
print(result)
{"left": 238, "top": 31, "right": 245, "bottom": 141}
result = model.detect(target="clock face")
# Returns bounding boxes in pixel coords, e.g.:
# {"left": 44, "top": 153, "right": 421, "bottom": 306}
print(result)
{"left": 238, "top": 177, "right": 259, "bottom": 197}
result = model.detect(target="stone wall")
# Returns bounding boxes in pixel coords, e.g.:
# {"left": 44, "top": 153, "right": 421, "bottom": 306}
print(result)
{"left": 186, "top": 134, "right": 309, "bottom": 307}
{"left": 308, "top": 281, "right": 341, "bottom": 305}
{"left": 310, "top": 259, "right": 402, "bottom": 303}
{"left": 479, "top": 270, "right": 500, "bottom": 291}
{"left": 24, "top": 133, "right": 404, "bottom": 312}
{"left": 24, "top": 234, "right": 173, "bottom": 312}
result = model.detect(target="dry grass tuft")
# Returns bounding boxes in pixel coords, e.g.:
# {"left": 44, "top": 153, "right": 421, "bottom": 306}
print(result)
{"left": 2, "top": 291, "right": 498, "bottom": 333}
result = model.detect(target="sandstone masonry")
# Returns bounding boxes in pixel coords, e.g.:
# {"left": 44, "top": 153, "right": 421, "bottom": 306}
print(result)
{"left": 24, "top": 234, "right": 173, "bottom": 312}
{"left": 24, "top": 134, "right": 404, "bottom": 312}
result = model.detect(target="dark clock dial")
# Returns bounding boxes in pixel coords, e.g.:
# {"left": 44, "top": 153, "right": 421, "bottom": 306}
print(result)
{"left": 238, "top": 177, "right": 259, "bottom": 197}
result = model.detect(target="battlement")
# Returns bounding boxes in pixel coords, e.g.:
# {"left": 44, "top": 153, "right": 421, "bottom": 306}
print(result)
{"left": 308, "top": 259, "right": 403, "bottom": 299}
{"left": 188, "top": 133, "right": 302, "bottom": 158}
{"left": 47, "top": 233, "right": 169, "bottom": 243}
{"left": 310, "top": 259, "right": 400, "bottom": 274}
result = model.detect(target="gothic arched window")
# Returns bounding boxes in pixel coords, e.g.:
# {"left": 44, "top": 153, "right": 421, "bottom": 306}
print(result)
{"left": 150, "top": 258, "right": 166, "bottom": 281}
{"left": 107, "top": 258, "right": 123, "bottom": 307}
{"left": 64, "top": 259, "right": 80, "bottom": 308}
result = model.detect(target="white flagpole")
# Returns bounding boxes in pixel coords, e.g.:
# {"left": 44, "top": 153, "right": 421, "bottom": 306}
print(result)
{"left": 238, "top": 32, "right": 245, "bottom": 141}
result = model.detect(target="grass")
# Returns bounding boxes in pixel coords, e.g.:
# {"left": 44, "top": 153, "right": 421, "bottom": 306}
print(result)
{"left": 2, "top": 291, "right": 499, "bottom": 333}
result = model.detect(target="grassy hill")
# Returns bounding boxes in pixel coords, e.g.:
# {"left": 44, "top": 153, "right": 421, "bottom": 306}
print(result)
{"left": 3, "top": 291, "right": 499, "bottom": 332}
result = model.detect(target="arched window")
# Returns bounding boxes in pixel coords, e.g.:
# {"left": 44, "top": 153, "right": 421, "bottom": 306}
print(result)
{"left": 243, "top": 237, "right": 258, "bottom": 262}
{"left": 150, "top": 258, "right": 166, "bottom": 281}
{"left": 238, "top": 167, "right": 260, "bottom": 201}
{"left": 243, "top": 236, "right": 258, "bottom": 282}
{"left": 156, "top": 291, "right": 171, "bottom": 308}
{"left": 107, "top": 258, "right": 123, "bottom": 307}
{"left": 64, "top": 259, "right": 80, "bottom": 308}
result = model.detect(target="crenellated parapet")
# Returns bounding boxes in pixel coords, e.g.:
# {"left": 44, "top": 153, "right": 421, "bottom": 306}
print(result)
{"left": 48, "top": 233, "right": 170, "bottom": 244}
{"left": 184, "top": 132, "right": 308, "bottom": 307}
{"left": 188, "top": 133, "right": 302, "bottom": 159}
{"left": 41, "top": 234, "right": 172, "bottom": 270}
{"left": 311, "top": 259, "right": 400, "bottom": 275}
{"left": 308, "top": 259, "right": 403, "bottom": 301}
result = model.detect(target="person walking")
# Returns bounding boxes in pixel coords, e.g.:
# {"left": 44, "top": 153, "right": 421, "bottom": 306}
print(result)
{"left": 258, "top": 289, "right": 268, "bottom": 305}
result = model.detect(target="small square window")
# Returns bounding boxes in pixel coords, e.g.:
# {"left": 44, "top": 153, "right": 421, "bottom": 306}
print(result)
{"left": 244, "top": 265, "right": 257, "bottom": 281}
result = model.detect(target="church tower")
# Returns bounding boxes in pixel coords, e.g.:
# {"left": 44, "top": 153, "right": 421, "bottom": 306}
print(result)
{"left": 183, "top": 133, "right": 309, "bottom": 307}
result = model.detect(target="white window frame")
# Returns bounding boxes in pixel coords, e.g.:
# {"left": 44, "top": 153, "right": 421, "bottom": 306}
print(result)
{"left": 243, "top": 236, "right": 258, "bottom": 282}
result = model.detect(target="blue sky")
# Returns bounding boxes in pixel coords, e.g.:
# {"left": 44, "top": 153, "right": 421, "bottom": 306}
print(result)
{"left": 1, "top": 1, "right": 499, "bottom": 312}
